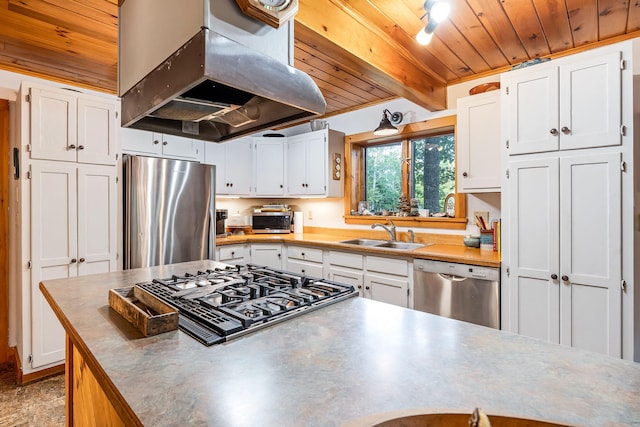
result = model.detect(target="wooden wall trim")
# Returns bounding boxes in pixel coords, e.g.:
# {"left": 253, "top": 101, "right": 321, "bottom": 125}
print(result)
{"left": 0, "top": 100, "right": 8, "bottom": 366}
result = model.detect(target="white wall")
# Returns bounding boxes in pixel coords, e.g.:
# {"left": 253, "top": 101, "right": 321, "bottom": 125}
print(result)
{"left": 221, "top": 85, "right": 502, "bottom": 237}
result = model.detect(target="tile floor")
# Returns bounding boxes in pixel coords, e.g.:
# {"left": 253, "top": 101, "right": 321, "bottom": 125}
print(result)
{"left": 0, "top": 363, "right": 64, "bottom": 427}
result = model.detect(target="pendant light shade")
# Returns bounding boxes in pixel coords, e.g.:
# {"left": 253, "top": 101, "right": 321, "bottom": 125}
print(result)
{"left": 373, "top": 109, "right": 403, "bottom": 136}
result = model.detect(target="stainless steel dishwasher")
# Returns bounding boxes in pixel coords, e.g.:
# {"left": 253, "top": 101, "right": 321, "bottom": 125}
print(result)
{"left": 413, "top": 259, "right": 500, "bottom": 329}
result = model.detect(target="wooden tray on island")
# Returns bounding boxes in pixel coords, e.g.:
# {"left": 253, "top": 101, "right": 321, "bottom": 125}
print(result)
{"left": 109, "top": 286, "right": 178, "bottom": 336}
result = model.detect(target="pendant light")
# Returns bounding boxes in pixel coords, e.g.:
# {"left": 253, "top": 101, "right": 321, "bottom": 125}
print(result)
{"left": 373, "top": 109, "right": 403, "bottom": 136}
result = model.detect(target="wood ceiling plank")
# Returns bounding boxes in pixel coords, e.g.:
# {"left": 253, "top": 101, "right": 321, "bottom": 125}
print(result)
{"left": 465, "top": 0, "right": 529, "bottom": 62}
{"left": 432, "top": 20, "right": 492, "bottom": 74}
{"left": 69, "top": 0, "right": 118, "bottom": 16}
{"left": 8, "top": 0, "right": 117, "bottom": 44}
{"left": 295, "top": 50, "right": 391, "bottom": 103}
{"left": 500, "top": 0, "right": 551, "bottom": 58}
{"left": 335, "top": 0, "right": 456, "bottom": 82}
{"left": 295, "top": 0, "right": 446, "bottom": 111}
{"left": 627, "top": 0, "right": 640, "bottom": 31}
{"left": 0, "top": 8, "right": 116, "bottom": 65}
{"left": 295, "top": 43, "right": 395, "bottom": 99}
{"left": 369, "top": 0, "right": 472, "bottom": 80}
{"left": 598, "top": 0, "right": 631, "bottom": 39}
{"left": 564, "top": 0, "right": 599, "bottom": 46}
{"left": 531, "top": 0, "right": 574, "bottom": 52}
{"left": 446, "top": 0, "right": 510, "bottom": 68}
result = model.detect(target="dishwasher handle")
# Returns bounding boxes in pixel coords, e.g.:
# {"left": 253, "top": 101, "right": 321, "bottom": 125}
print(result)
{"left": 438, "top": 273, "right": 467, "bottom": 282}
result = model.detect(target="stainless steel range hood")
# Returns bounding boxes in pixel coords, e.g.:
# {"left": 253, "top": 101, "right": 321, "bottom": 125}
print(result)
{"left": 119, "top": 1, "right": 326, "bottom": 143}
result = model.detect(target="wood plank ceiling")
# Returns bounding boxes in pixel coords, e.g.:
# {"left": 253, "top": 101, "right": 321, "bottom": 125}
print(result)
{"left": 0, "top": 0, "right": 639, "bottom": 116}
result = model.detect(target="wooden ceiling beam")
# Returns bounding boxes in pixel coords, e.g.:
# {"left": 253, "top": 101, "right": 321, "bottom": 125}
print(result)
{"left": 295, "top": 0, "right": 447, "bottom": 111}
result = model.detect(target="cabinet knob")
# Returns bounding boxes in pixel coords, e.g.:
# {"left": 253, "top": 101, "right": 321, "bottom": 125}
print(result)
{"left": 277, "top": 253, "right": 281, "bottom": 258}
{"left": 561, "top": 275, "right": 569, "bottom": 282}
{"left": 301, "top": 252, "right": 305, "bottom": 257}
{"left": 561, "top": 126, "right": 571, "bottom": 135}
{"left": 301, "top": 269, "right": 305, "bottom": 273}
{"left": 365, "top": 286, "right": 370, "bottom": 290}
{"left": 79, "top": 258, "right": 85, "bottom": 263}
{"left": 162, "top": 141, "right": 168, "bottom": 145}
{"left": 280, "top": 184, "right": 283, "bottom": 188}
{"left": 550, "top": 128, "right": 559, "bottom": 136}
{"left": 551, "top": 274, "right": 558, "bottom": 280}
{"left": 462, "top": 172, "right": 468, "bottom": 177}
{"left": 357, "top": 285, "right": 362, "bottom": 289}
{"left": 231, "top": 251, "right": 235, "bottom": 256}
{"left": 153, "top": 140, "right": 160, "bottom": 145}
{"left": 68, "top": 144, "right": 76, "bottom": 150}
{"left": 77, "top": 145, "right": 84, "bottom": 150}
{"left": 230, "top": 183, "right": 233, "bottom": 187}
{"left": 70, "top": 258, "right": 77, "bottom": 264}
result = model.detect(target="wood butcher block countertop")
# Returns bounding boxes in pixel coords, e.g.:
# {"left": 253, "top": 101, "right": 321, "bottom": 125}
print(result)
{"left": 216, "top": 230, "right": 501, "bottom": 267}
{"left": 41, "top": 260, "right": 640, "bottom": 427}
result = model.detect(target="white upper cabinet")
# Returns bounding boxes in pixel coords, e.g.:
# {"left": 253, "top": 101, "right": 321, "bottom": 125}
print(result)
{"left": 503, "top": 51, "right": 621, "bottom": 155}
{"left": 203, "top": 138, "right": 253, "bottom": 196}
{"left": 286, "top": 129, "right": 344, "bottom": 197}
{"left": 456, "top": 91, "right": 501, "bottom": 192}
{"left": 121, "top": 129, "right": 203, "bottom": 162}
{"left": 29, "top": 85, "right": 117, "bottom": 165}
{"left": 254, "top": 137, "right": 285, "bottom": 196}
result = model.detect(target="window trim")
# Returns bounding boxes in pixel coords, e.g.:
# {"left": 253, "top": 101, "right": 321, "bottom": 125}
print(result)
{"left": 343, "top": 115, "right": 467, "bottom": 229}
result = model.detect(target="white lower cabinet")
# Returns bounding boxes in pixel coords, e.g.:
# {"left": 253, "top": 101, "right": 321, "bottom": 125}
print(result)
{"left": 217, "top": 244, "right": 249, "bottom": 265}
{"left": 506, "top": 151, "right": 621, "bottom": 357}
{"left": 286, "top": 246, "right": 324, "bottom": 277}
{"left": 364, "top": 256, "right": 410, "bottom": 308}
{"left": 250, "top": 243, "right": 283, "bottom": 269}
{"left": 29, "top": 161, "right": 117, "bottom": 367}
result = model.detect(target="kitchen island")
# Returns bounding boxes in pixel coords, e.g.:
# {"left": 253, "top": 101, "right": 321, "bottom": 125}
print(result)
{"left": 41, "top": 260, "right": 639, "bottom": 426}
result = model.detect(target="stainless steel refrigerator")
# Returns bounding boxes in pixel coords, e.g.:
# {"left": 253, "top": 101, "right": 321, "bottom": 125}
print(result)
{"left": 123, "top": 155, "right": 215, "bottom": 269}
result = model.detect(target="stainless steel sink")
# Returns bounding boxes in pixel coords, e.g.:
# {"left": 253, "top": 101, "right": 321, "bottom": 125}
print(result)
{"left": 338, "top": 238, "right": 388, "bottom": 246}
{"left": 338, "top": 239, "right": 426, "bottom": 251}
{"left": 374, "top": 241, "right": 426, "bottom": 250}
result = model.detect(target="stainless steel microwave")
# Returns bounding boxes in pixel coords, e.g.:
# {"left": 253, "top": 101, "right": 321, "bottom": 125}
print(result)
{"left": 252, "top": 212, "right": 291, "bottom": 234}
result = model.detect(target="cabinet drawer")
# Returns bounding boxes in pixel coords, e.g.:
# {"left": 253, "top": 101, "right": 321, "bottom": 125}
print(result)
{"left": 219, "top": 245, "right": 247, "bottom": 261}
{"left": 287, "top": 259, "right": 324, "bottom": 278}
{"left": 328, "top": 251, "right": 363, "bottom": 269}
{"left": 288, "top": 246, "right": 323, "bottom": 263}
{"left": 365, "top": 256, "right": 408, "bottom": 276}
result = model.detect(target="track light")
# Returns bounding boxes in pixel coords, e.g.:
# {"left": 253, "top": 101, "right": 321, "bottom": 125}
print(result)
{"left": 373, "top": 109, "right": 403, "bottom": 136}
{"left": 416, "top": 0, "right": 449, "bottom": 46}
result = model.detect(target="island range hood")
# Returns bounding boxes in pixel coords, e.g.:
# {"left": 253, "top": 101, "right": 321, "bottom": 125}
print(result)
{"left": 119, "top": 0, "right": 326, "bottom": 143}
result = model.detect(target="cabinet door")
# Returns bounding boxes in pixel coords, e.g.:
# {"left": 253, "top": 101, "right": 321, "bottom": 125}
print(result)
{"left": 203, "top": 142, "right": 226, "bottom": 195}
{"left": 305, "top": 131, "right": 327, "bottom": 195}
{"left": 286, "top": 134, "right": 307, "bottom": 195}
{"left": 120, "top": 128, "right": 162, "bottom": 156}
{"left": 559, "top": 152, "right": 621, "bottom": 356}
{"left": 503, "top": 67, "right": 559, "bottom": 155}
{"left": 30, "top": 162, "right": 78, "bottom": 367}
{"left": 254, "top": 138, "right": 285, "bottom": 196}
{"left": 224, "top": 139, "right": 252, "bottom": 195}
{"left": 365, "top": 273, "right": 409, "bottom": 308}
{"left": 507, "top": 157, "right": 560, "bottom": 343}
{"left": 77, "top": 166, "right": 117, "bottom": 276}
{"left": 251, "top": 244, "right": 282, "bottom": 269}
{"left": 160, "top": 133, "right": 203, "bottom": 161}
{"left": 77, "top": 98, "right": 117, "bottom": 165}
{"left": 559, "top": 51, "right": 621, "bottom": 151}
{"left": 30, "top": 87, "right": 78, "bottom": 162}
{"left": 457, "top": 92, "right": 501, "bottom": 192}
{"left": 287, "top": 259, "right": 324, "bottom": 278}
{"left": 329, "top": 267, "right": 364, "bottom": 297}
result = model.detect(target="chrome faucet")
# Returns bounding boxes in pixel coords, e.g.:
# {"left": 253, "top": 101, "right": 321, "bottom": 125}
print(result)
{"left": 371, "top": 219, "right": 396, "bottom": 241}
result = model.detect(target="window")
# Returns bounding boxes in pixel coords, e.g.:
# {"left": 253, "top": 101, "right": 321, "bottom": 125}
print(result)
{"left": 345, "top": 115, "right": 466, "bottom": 229}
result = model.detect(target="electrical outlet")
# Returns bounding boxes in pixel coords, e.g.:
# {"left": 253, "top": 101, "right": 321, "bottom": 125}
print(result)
{"left": 308, "top": 211, "right": 313, "bottom": 220}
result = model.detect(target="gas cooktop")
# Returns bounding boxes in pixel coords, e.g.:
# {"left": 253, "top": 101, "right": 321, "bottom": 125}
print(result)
{"left": 135, "top": 264, "right": 358, "bottom": 345}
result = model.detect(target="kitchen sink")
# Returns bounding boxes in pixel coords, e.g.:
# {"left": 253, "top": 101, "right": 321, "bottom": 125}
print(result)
{"left": 374, "top": 241, "right": 426, "bottom": 250}
{"left": 339, "top": 238, "right": 389, "bottom": 246}
{"left": 338, "top": 239, "right": 426, "bottom": 251}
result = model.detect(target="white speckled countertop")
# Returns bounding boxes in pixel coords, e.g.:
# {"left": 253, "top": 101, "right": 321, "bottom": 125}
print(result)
{"left": 41, "top": 260, "right": 639, "bottom": 426}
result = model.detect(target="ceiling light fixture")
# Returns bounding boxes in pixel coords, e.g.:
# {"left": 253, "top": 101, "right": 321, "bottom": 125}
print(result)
{"left": 416, "top": 0, "right": 450, "bottom": 46}
{"left": 373, "top": 109, "right": 403, "bottom": 136}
